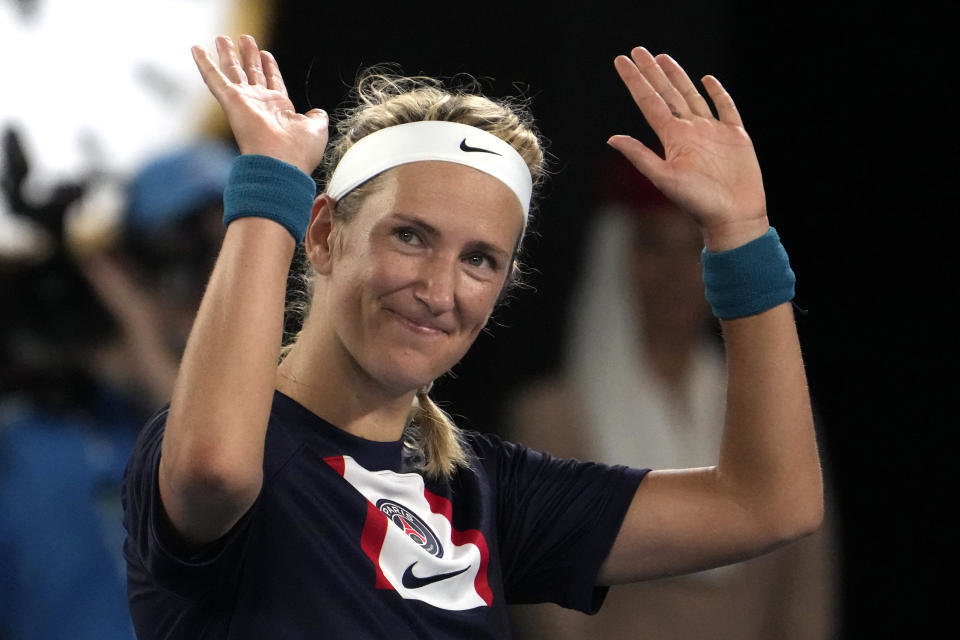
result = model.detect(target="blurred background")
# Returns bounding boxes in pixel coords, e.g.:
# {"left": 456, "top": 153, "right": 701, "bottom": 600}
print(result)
{"left": 0, "top": 0, "right": 950, "bottom": 637}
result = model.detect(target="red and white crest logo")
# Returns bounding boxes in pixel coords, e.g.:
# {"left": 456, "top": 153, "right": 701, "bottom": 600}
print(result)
{"left": 324, "top": 455, "right": 492, "bottom": 610}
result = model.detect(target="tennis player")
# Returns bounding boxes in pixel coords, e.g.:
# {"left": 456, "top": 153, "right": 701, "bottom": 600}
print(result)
{"left": 122, "top": 34, "right": 823, "bottom": 639}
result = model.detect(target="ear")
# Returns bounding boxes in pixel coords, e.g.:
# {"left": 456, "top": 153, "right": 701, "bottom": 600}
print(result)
{"left": 304, "top": 194, "right": 338, "bottom": 275}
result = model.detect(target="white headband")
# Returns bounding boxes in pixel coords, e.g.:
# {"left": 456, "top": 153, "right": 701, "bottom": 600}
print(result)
{"left": 326, "top": 121, "right": 533, "bottom": 218}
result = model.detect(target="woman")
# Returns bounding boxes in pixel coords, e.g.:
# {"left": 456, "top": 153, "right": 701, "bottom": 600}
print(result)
{"left": 122, "top": 35, "right": 823, "bottom": 639}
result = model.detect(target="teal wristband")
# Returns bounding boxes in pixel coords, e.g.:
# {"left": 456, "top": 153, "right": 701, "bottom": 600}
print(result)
{"left": 701, "top": 227, "right": 796, "bottom": 319}
{"left": 222, "top": 155, "right": 317, "bottom": 242}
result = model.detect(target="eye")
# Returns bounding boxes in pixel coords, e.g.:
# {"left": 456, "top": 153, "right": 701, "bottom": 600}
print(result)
{"left": 394, "top": 227, "right": 422, "bottom": 246}
{"left": 463, "top": 252, "right": 497, "bottom": 271}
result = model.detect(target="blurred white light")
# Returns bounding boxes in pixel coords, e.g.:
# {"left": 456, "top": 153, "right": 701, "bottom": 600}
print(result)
{"left": 0, "top": 0, "right": 235, "bottom": 245}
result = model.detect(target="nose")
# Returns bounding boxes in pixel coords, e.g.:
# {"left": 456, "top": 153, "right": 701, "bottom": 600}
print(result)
{"left": 413, "top": 254, "right": 457, "bottom": 315}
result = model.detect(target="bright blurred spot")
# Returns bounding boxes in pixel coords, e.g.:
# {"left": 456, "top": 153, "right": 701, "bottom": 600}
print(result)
{"left": 0, "top": 0, "right": 237, "bottom": 246}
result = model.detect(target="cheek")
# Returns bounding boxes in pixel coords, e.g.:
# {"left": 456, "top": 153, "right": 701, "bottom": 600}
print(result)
{"left": 333, "top": 237, "right": 403, "bottom": 299}
{"left": 367, "top": 254, "right": 415, "bottom": 293}
{"left": 458, "top": 280, "right": 500, "bottom": 329}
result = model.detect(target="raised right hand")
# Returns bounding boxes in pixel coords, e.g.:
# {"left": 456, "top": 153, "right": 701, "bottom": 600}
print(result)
{"left": 192, "top": 35, "right": 328, "bottom": 175}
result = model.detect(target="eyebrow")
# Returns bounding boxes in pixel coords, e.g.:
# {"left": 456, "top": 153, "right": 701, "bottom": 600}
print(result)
{"left": 388, "top": 213, "right": 513, "bottom": 261}
{"left": 390, "top": 213, "right": 441, "bottom": 239}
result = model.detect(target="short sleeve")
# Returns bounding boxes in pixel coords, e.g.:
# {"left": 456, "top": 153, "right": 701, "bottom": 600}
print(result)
{"left": 121, "top": 408, "right": 257, "bottom": 598}
{"left": 469, "top": 433, "right": 648, "bottom": 613}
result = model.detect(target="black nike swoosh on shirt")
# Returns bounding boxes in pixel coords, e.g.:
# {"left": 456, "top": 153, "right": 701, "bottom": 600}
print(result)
{"left": 401, "top": 562, "right": 471, "bottom": 589}
{"left": 459, "top": 138, "right": 502, "bottom": 156}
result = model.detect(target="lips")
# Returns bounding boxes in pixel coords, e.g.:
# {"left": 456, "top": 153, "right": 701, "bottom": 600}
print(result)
{"left": 385, "top": 308, "right": 453, "bottom": 336}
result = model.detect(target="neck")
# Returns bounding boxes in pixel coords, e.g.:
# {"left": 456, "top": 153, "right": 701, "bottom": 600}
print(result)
{"left": 276, "top": 337, "right": 415, "bottom": 443}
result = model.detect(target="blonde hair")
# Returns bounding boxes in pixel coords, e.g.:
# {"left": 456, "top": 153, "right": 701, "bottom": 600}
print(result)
{"left": 285, "top": 68, "right": 547, "bottom": 480}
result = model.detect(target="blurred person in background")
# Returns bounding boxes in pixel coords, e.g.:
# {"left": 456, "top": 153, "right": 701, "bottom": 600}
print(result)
{"left": 505, "top": 150, "right": 839, "bottom": 639}
{"left": 0, "top": 133, "right": 234, "bottom": 640}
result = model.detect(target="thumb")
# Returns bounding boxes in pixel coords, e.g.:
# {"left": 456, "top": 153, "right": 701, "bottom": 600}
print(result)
{"left": 305, "top": 108, "right": 328, "bottom": 123}
{"left": 304, "top": 109, "right": 329, "bottom": 141}
{"left": 606, "top": 135, "right": 666, "bottom": 184}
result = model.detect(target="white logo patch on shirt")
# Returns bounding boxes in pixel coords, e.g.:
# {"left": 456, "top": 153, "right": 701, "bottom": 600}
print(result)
{"left": 324, "top": 455, "right": 492, "bottom": 610}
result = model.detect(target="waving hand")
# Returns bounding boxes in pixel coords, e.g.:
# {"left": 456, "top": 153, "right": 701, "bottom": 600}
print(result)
{"left": 599, "top": 47, "right": 822, "bottom": 587}
{"left": 608, "top": 47, "right": 769, "bottom": 251}
{"left": 192, "top": 35, "right": 328, "bottom": 175}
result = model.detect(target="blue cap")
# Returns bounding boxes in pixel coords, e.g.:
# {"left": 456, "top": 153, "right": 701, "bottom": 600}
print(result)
{"left": 126, "top": 139, "right": 237, "bottom": 234}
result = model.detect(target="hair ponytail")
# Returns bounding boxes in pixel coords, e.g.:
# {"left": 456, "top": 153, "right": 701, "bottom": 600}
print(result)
{"left": 404, "top": 388, "right": 469, "bottom": 480}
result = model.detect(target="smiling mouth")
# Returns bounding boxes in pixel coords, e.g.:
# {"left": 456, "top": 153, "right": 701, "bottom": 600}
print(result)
{"left": 386, "top": 309, "right": 449, "bottom": 336}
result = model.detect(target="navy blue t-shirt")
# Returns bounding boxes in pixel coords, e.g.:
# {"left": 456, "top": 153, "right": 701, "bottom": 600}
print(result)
{"left": 122, "top": 391, "right": 647, "bottom": 639}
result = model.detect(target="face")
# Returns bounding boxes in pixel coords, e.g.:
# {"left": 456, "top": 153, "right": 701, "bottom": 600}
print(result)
{"left": 313, "top": 161, "right": 525, "bottom": 394}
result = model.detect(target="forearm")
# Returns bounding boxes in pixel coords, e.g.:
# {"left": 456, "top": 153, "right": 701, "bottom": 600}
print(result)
{"left": 77, "top": 253, "right": 180, "bottom": 406}
{"left": 155, "top": 34, "right": 327, "bottom": 545}
{"left": 123, "top": 331, "right": 179, "bottom": 408}
{"left": 716, "top": 302, "right": 823, "bottom": 539}
{"left": 160, "top": 217, "right": 294, "bottom": 543}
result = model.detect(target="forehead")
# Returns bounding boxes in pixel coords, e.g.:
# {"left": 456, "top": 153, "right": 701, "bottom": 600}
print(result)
{"left": 359, "top": 161, "right": 526, "bottom": 243}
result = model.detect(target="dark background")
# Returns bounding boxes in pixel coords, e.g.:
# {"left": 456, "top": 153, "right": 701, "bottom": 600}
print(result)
{"left": 269, "top": 1, "right": 951, "bottom": 635}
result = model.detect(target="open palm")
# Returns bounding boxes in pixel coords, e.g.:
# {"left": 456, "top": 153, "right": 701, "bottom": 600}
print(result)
{"left": 192, "top": 35, "right": 328, "bottom": 175}
{"left": 608, "top": 48, "right": 769, "bottom": 251}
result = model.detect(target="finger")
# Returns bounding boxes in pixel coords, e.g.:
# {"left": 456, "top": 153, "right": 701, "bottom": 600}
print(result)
{"left": 606, "top": 135, "right": 669, "bottom": 185}
{"left": 305, "top": 108, "right": 329, "bottom": 123}
{"left": 304, "top": 109, "right": 330, "bottom": 142}
{"left": 239, "top": 34, "right": 266, "bottom": 86}
{"left": 215, "top": 35, "right": 247, "bottom": 84}
{"left": 702, "top": 75, "right": 743, "bottom": 126}
{"left": 655, "top": 54, "right": 713, "bottom": 119}
{"left": 614, "top": 55, "right": 676, "bottom": 131}
{"left": 191, "top": 45, "right": 231, "bottom": 99}
{"left": 629, "top": 47, "right": 689, "bottom": 118}
{"left": 261, "top": 50, "right": 288, "bottom": 96}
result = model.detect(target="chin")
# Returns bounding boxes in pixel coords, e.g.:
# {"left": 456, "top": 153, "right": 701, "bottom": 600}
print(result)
{"left": 366, "top": 350, "right": 456, "bottom": 396}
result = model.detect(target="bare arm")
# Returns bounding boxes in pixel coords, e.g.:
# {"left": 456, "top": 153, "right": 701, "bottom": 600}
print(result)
{"left": 158, "top": 35, "right": 328, "bottom": 546}
{"left": 598, "top": 48, "right": 823, "bottom": 584}
{"left": 77, "top": 252, "right": 179, "bottom": 407}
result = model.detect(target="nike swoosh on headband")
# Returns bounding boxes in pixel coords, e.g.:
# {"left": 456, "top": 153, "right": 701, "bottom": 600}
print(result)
{"left": 325, "top": 121, "right": 533, "bottom": 217}
{"left": 401, "top": 562, "right": 471, "bottom": 589}
{"left": 459, "top": 138, "right": 502, "bottom": 156}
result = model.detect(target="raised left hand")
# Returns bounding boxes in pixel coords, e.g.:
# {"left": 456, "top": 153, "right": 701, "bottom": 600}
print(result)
{"left": 608, "top": 47, "right": 769, "bottom": 251}
{"left": 191, "top": 35, "right": 329, "bottom": 175}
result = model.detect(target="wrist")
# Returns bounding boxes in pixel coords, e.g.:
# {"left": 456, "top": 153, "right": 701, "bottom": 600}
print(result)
{"left": 701, "top": 226, "right": 796, "bottom": 319}
{"left": 236, "top": 145, "right": 317, "bottom": 177}
{"left": 701, "top": 216, "right": 770, "bottom": 252}
{"left": 223, "top": 155, "right": 318, "bottom": 242}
